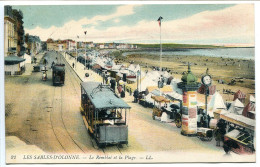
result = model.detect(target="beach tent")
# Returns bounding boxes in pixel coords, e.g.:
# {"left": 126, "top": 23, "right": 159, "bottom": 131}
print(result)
{"left": 162, "top": 71, "right": 171, "bottom": 78}
{"left": 128, "top": 64, "right": 135, "bottom": 72}
{"left": 233, "top": 90, "right": 246, "bottom": 103}
{"left": 208, "top": 92, "right": 227, "bottom": 117}
{"left": 170, "top": 78, "right": 182, "bottom": 94}
{"left": 128, "top": 64, "right": 140, "bottom": 73}
{"left": 138, "top": 71, "right": 159, "bottom": 92}
{"left": 242, "top": 95, "right": 256, "bottom": 119}
{"left": 112, "top": 64, "right": 123, "bottom": 71}
{"left": 228, "top": 99, "right": 244, "bottom": 115}
{"left": 208, "top": 92, "right": 227, "bottom": 111}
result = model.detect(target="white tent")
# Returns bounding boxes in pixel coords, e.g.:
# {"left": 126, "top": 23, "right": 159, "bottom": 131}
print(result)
{"left": 139, "top": 71, "right": 160, "bottom": 92}
{"left": 250, "top": 95, "right": 255, "bottom": 103}
{"left": 135, "top": 64, "right": 141, "bottom": 73}
{"left": 162, "top": 71, "right": 171, "bottom": 78}
{"left": 228, "top": 99, "right": 244, "bottom": 115}
{"left": 128, "top": 64, "right": 140, "bottom": 73}
{"left": 128, "top": 64, "right": 135, "bottom": 72}
{"left": 208, "top": 92, "right": 227, "bottom": 111}
{"left": 170, "top": 78, "right": 182, "bottom": 94}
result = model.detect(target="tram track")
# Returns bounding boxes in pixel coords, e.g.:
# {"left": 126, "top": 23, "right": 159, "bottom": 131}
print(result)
{"left": 59, "top": 85, "right": 86, "bottom": 153}
{"left": 47, "top": 52, "right": 86, "bottom": 154}
{"left": 49, "top": 84, "right": 86, "bottom": 154}
{"left": 57, "top": 51, "right": 124, "bottom": 155}
{"left": 49, "top": 86, "right": 68, "bottom": 154}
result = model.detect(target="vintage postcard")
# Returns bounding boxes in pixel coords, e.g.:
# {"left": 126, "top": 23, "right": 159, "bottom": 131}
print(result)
{"left": 3, "top": 1, "right": 256, "bottom": 164}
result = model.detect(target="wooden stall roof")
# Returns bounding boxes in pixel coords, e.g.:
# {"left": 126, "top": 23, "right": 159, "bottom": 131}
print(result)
{"left": 146, "top": 85, "right": 173, "bottom": 93}
{"left": 151, "top": 96, "right": 170, "bottom": 103}
{"left": 220, "top": 112, "right": 255, "bottom": 131}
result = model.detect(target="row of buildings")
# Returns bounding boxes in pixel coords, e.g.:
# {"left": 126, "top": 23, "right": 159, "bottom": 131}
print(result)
{"left": 4, "top": 5, "right": 25, "bottom": 57}
{"left": 46, "top": 38, "right": 138, "bottom": 51}
{"left": 4, "top": 6, "right": 43, "bottom": 75}
{"left": 4, "top": 6, "right": 43, "bottom": 58}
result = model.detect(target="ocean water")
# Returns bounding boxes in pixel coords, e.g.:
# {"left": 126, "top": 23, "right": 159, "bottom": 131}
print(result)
{"left": 123, "top": 47, "right": 255, "bottom": 60}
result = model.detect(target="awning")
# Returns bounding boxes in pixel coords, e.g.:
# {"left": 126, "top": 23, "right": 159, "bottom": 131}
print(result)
{"left": 5, "top": 55, "right": 25, "bottom": 65}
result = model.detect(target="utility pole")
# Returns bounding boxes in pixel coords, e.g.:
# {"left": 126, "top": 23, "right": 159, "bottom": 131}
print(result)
{"left": 84, "top": 31, "right": 87, "bottom": 69}
{"left": 157, "top": 16, "right": 163, "bottom": 96}
{"left": 75, "top": 40, "right": 77, "bottom": 69}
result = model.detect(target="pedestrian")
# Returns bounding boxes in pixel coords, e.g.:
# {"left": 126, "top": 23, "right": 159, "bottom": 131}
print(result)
{"left": 200, "top": 113, "right": 207, "bottom": 128}
{"left": 129, "top": 88, "right": 132, "bottom": 96}
{"left": 216, "top": 119, "right": 227, "bottom": 147}
{"left": 121, "top": 90, "right": 125, "bottom": 98}
{"left": 215, "top": 129, "right": 221, "bottom": 147}
{"left": 51, "top": 61, "right": 55, "bottom": 68}
{"left": 72, "top": 63, "right": 75, "bottom": 68}
{"left": 133, "top": 89, "right": 139, "bottom": 103}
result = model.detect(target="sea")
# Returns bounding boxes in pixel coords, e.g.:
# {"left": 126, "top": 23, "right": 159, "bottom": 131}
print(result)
{"left": 122, "top": 47, "right": 255, "bottom": 60}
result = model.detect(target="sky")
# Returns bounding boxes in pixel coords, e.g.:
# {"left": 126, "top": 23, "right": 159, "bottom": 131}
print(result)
{"left": 13, "top": 4, "right": 255, "bottom": 46}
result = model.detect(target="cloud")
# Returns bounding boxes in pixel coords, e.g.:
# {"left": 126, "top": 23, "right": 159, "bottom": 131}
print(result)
{"left": 25, "top": 4, "right": 254, "bottom": 45}
{"left": 114, "top": 18, "right": 120, "bottom": 23}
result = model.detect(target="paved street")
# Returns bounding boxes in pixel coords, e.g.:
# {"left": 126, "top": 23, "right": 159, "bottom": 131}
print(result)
{"left": 5, "top": 51, "right": 254, "bottom": 163}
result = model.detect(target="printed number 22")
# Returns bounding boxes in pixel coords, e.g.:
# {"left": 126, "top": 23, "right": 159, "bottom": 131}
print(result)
{"left": 11, "top": 155, "right": 16, "bottom": 159}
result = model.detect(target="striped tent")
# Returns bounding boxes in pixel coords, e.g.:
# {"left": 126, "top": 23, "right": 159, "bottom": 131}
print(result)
{"left": 233, "top": 90, "right": 246, "bottom": 103}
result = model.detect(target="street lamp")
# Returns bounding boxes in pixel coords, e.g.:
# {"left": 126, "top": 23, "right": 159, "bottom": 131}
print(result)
{"left": 201, "top": 68, "right": 212, "bottom": 128}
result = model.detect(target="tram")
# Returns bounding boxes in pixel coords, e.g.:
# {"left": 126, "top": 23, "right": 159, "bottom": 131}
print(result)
{"left": 52, "top": 64, "right": 65, "bottom": 86}
{"left": 80, "top": 82, "right": 131, "bottom": 147}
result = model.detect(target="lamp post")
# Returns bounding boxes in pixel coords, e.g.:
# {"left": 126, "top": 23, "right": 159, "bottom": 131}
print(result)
{"left": 201, "top": 68, "right": 212, "bottom": 128}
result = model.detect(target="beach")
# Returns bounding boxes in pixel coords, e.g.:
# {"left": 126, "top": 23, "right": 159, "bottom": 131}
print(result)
{"left": 120, "top": 51, "right": 255, "bottom": 104}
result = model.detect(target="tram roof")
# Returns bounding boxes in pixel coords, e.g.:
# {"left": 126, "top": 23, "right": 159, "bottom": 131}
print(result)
{"left": 53, "top": 64, "right": 65, "bottom": 71}
{"left": 81, "top": 82, "right": 131, "bottom": 110}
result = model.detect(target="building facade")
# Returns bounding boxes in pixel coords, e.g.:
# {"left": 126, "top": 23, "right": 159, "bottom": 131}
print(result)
{"left": 4, "top": 6, "right": 17, "bottom": 56}
{"left": 12, "top": 9, "right": 25, "bottom": 56}
{"left": 26, "top": 35, "right": 42, "bottom": 55}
